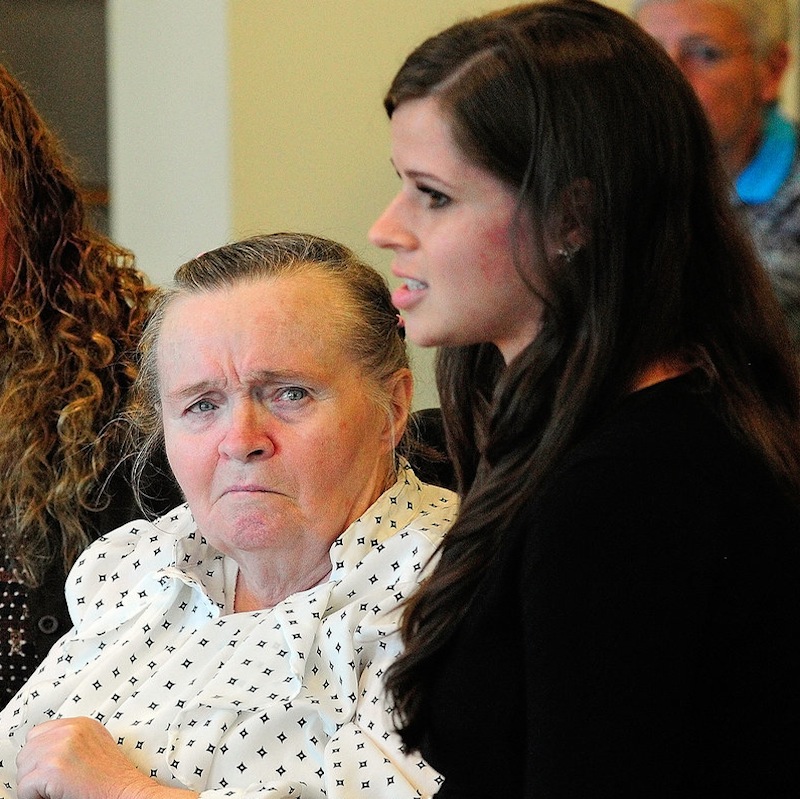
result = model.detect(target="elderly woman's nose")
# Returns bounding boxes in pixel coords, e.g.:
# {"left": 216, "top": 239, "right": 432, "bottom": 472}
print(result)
{"left": 217, "top": 402, "right": 275, "bottom": 461}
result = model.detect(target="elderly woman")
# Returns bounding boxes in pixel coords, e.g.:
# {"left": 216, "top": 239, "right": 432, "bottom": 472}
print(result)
{"left": 0, "top": 233, "right": 457, "bottom": 799}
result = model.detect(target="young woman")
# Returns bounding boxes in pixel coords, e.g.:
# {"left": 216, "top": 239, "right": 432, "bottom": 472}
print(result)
{"left": 369, "top": 1, "right": 800, "bottom": 796}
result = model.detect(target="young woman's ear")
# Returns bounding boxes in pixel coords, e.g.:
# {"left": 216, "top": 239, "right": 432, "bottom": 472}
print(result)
{"left": 548, "top": 178, "right": 593, "bottom": 259}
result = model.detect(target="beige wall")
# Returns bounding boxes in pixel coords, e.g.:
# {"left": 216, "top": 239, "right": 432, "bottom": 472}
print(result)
{"left": 230, "top": 2, "right": 504, "bottom": 408}
{"left": 226, "top": 0, "right": 798, "bottom": 409}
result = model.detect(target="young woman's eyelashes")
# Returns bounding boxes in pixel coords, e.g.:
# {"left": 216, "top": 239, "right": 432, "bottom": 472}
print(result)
{"left": 418, "top": 184, "right": 452, "bottom": 208}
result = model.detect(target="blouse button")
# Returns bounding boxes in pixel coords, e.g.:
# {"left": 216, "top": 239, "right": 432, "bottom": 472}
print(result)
{"left": 37, "top": 615, "right": 59, "bottom": 635}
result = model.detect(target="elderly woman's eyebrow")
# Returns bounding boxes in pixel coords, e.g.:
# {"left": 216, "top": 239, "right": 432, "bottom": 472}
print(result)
{"left": 165, "top": 370, "right": 312, "bottom": 400}
{"left": 165, "top": 379, "right": 223, "bottom": 401}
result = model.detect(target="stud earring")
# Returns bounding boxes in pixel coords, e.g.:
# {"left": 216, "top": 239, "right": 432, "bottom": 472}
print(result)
{"left": 557, "top": 244, "right": 580, "bottom": 263}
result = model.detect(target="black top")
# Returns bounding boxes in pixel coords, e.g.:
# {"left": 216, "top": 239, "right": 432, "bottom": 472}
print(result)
{"left": 421, "top": 376, "right": 800, "bottom": 798}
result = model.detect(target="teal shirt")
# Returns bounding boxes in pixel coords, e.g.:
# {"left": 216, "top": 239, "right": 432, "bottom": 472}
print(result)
{"left": 736, "top": 107, "right": 797, "bottom": 205}
{"left": 733, "top": 107, "right": 800, "bottom": 352}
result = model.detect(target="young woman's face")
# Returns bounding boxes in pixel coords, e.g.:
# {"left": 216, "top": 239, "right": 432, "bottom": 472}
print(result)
{"left": 369, "top": 96, "right": 545, "bottom": 363}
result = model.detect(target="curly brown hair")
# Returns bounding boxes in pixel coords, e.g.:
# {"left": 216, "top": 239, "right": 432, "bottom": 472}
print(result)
{"left": 0, "top": 63, "right": 155, "bottom": 587}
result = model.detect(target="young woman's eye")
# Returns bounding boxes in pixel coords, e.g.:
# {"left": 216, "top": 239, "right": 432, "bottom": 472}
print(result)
{"left": 418, "top": 185, "right": 451, "bottom": 209}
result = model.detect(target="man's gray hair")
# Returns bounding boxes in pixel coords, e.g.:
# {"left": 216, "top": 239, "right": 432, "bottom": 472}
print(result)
{"left": 631, "top": 0, "right": 790, "bottom": 57}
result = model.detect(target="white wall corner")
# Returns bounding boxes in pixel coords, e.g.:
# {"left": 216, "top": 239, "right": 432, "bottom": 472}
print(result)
{"left": 107, "top": 0, "right": 232, "bottom": 285}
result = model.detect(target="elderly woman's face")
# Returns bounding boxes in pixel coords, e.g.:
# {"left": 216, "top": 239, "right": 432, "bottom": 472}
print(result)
{"left": 157, "top": 272, "right": 395, "bottom": 560}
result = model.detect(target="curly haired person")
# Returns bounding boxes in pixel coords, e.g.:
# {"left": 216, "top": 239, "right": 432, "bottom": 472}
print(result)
{"left": 0, "top": 62, "right": 177, "bottom": 706}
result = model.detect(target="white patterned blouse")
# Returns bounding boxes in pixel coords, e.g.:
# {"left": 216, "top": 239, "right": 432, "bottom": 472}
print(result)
{"left": 0, "top": 465, "right": 457, "bottom": 799}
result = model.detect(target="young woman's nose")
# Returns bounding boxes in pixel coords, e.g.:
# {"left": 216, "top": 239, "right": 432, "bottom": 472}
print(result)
{"left": 369, "top": 194, "right": 417, "bottom": 251}
{"left": 217, "top": 402, "right": 275, "bottom": 461}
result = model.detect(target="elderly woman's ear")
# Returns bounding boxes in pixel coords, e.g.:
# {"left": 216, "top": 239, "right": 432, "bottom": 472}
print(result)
{"left": 386, "top": 368, "right": 414, "bottom": 449}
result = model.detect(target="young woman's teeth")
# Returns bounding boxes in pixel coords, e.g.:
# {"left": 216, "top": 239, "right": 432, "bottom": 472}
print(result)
{"left": 405, "top": 278, "right": 427, "bottom": 291}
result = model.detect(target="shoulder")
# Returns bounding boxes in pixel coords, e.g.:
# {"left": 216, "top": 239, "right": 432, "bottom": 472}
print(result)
{"left": 341, "top": 468, "right": 457, "bottom": 553}
{"left": 403, "top": 478, "right": 458, "bottom": 548}
{"left": 518, "top": 378, "right": 798, "bottom": 557}
{"left": 367, "top": 463, "right": 457, "bottom": 549}
{"left": 328, "top": 470, "right": 457, "bottom": 595}
{"left": 750, "top": 129, "right": 800, "bottom": 224}
{"left": 73, "top": 504, "right": 193, "bottom": 567}
{"left": 66, "top": 504, "right": 195, "bottom": 623}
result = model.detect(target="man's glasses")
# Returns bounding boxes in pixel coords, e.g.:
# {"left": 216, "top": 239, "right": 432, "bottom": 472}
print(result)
{"left": 674, "top": 40, "right": 752, "bottom": 69}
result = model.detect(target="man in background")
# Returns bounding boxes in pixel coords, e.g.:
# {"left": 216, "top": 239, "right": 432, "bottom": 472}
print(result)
{"left": 634, "top": 0, "right": 800, "bottom": 350}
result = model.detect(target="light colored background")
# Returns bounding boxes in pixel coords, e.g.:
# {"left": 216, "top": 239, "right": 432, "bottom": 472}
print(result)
{"left": 108, "top": 0, "right": 800, "bottom": 409}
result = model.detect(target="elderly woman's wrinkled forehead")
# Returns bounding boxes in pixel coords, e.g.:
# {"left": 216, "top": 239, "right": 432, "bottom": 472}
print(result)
{"left": 143, "top": 232, "right": 409, "bottom": 419}
{"left": 156, "top": 270, "right": 352, "bottom": 369}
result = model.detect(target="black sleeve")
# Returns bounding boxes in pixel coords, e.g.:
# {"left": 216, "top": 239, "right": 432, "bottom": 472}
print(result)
{"left": 517, "top": 452, "right": 800, "bottom": 798}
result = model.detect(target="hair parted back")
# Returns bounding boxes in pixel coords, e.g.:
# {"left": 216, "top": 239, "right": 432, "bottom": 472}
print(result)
{"left": 383, "top": 0, "right": 800, "bottom": 748}
{"left": 0, "top": 63, "right": 155, "bottom": 587}
{"left": 126, "top": 232, "right": 412, "bottom": 497}
{"left": 631, "top": 0, "right": 791, "bottom": 56}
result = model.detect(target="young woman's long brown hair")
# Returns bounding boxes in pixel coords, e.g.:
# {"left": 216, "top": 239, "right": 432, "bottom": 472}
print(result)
{"left": 0, "top": 63, "right": 155, "bottom": 587}
{"left": 383, "top": 0, "right": 800, "bottom": 748}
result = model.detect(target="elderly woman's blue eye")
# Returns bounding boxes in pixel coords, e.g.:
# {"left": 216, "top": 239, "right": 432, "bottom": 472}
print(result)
{"left": 191, "top": 399, "right": 216, "bottom": 413}
{"left": 280, "top": 387, "right": 308, "bottom": 402}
